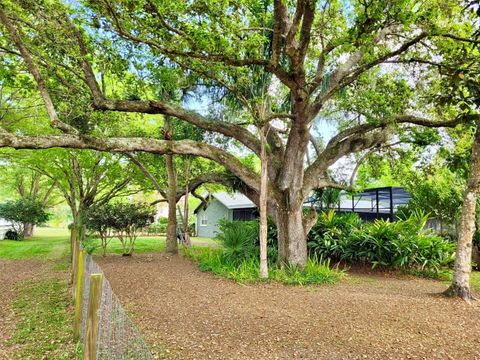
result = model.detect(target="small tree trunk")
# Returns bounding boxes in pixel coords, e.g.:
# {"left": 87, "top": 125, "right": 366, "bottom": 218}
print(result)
{"left": 23, "top": 223, "right": 34, "bottom": 238}
{"left": 183, "top": 157, "right": 192, "bottom": 247}
{"left": 259, "top": 125, "right": 269, "bottom": 278}
{"left": 445, "top": 124, "right": 480, "bottom": 301}
{"left": 164, "top": 118, "right": 178, "bottom": 254}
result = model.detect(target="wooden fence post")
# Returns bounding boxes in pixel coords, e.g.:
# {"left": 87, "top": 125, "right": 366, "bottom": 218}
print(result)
{"left": 71, "top": 239, "right": 80, "bottom": 292}
{"left": 73, "top": 249, "right": 85, "bottom": 342}
{"left": 83, "top": 273, "right": 103, "bottom": 360}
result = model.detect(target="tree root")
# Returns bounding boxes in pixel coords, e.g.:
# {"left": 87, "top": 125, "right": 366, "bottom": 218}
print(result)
{"left": 444, "top": 284, "right": 477, "bottom": 303}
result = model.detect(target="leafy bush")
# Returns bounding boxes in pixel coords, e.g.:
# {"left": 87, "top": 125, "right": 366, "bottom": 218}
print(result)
{"left": 4, "top": 229, "right": 20, "bottom": 240}
{"left": 109, "top": 202, "right": 155, "bottom": 256}
{"left": 85, "top": 202, "right": 155, "bottom": 256}
{"left": 215, "top": 220, "right": 259, "bottom": 264}
{"left": 270, "top": 256, "right": 344, "bottom": 285}
{"left": 215, "top": 218, "right": 278, "bottom": 263}
{"left": 183, "top": 247, "right": 344, "bottom": 285}
{"left": 85, "top": 205, "right": 114, "bottom": 256}
{"left": 0, "top": 198, "right": 51, "bottom": 239}
{"left": 308, "top": 210, "right": 454, "bottom": 271}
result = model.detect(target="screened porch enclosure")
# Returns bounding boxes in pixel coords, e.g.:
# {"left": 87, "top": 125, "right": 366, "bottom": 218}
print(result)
{"left": 308, "top": 186, "right": 411, "bottom": 221}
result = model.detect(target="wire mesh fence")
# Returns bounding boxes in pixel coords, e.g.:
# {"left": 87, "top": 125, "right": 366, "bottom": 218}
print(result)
{"left": 80, "top": 254, "right": 154, "bottom": 359}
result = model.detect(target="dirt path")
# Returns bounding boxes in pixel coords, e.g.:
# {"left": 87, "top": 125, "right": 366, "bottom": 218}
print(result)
{"left": 98, "top": 254, "right": 480, "bottom": 360}
{"left": 0, "top": 260, "right": 46, "bottom": 358}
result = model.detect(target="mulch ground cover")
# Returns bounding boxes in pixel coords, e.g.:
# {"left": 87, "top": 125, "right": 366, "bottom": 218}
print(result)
{"left": 97, "top": 253, "right": 480, "bottom": 360}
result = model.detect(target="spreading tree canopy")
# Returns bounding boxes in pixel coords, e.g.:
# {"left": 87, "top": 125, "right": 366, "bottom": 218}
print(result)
{"left": 0, "top": 0, "right": 479, "bottom": 266}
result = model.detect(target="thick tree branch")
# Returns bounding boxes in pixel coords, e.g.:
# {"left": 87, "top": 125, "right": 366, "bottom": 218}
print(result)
{"left": 326, "top": 115, "right": 467, "bottom": 150}
{"left": 311, "top": 31, "right": 428, "bottom": 115}
{"left": 0, "top": 133, "right": 260, "bottom": 193}
{"left": 93, "top": 98, "right": 261, "bottom": 155}
{"left": 304, "top": 128, "right": 392, "bottom": 193}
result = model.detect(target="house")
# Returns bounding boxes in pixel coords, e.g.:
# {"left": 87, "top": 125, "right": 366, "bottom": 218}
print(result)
{"left": 194, "top": 192, "right": 257, "bottom": 238}
{"left": 0, "top": 218, "right": 12, "bottom": 240}
{"left": 196, "top": 187, "right": 412, "bottom": 238}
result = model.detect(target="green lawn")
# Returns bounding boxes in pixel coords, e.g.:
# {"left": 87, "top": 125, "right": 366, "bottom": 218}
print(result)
{"left": 87, "top": 235, "right": 218, "bottom": 255}
{"left": 10, "top": 278, "right": 74, "bottom": 359}
{"left": 470, "top": 271, "right": 480, "bottom": 292}
{"left": 0, "top": 227, "right": 217, "bottom": 260}
{"left": 0, "top": 227, "right": 70, "bottom": 260}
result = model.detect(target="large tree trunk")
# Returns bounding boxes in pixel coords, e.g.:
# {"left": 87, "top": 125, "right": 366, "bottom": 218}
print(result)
{"left": 445, "top": 124, "right": 480, "bottom": 301}
{"left": 275, "top": 202, "right": 308, "bottom": 268}
{"left": 164, "top": 119, "right": 178, "bottom": 254}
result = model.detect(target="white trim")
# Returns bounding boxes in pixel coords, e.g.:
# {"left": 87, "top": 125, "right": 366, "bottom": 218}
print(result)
{"left": 200, "top": 214, "right": 208, "bottom": 226}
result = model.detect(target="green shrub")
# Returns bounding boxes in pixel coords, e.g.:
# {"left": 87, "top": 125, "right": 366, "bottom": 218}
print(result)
{"left": 0, "top": 198, "right": 51, "bottom": 239}
{"left": 183, "top": 247, "right": 343, "bottom": 285}
{"left": 85, "top": 202, "right": 155, "bottom": 256}
{"left": 270, "top": 256, "right": 344, "bottom": 285}
{"left": 308, "top": 210, "right": 455, "bottom": 271}
{"left": 215, "top": 219, "right": 259, "bottom": 264}
{"left": 307, "top": 210, "right": 362, "bottom": 261}
{"left": 215, "top": 219, "right": 278, "bottom": 263}
{"left": 5, "top": 229, "right": 20, "bottom": 240}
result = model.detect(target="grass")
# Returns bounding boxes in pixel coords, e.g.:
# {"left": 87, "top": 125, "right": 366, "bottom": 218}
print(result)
{"left": 471, "top": 271, "right": 480, "bottom": 292}
{"left": 0, "top": 227, "right": 70, "bottom": 260}
{"left": 9, "top": 278, "right": 74, "bottom": 359}
{"left": 85, "top": 235, "right": 215, "bottom": 256}
{"left": 0, "top": 227, "right": 214, "bottom": 260}
{"left": 85, "top": 236, "right": 167, "bottom": 255}
{"left": 0, "top": 228, "right": 74, "bottom": 358}
{"left": 183, "top": 247, "right": 344, "bottom": 285}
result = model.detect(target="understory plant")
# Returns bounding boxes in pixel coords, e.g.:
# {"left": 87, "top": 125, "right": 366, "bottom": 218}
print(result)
{"left": 184, "top": 219, "right": 342, "bottom": 285}
{"left": 216, "top": 219, "right": 278, "bottom": 263}
{"left": 308, "top": 210, "right": 455, "bottom": 271}
{"left": 84, "top": 202, "right": 155, "bottom": 256}
{"left": 183, "top": 247, "right": 343, "bottom": 285}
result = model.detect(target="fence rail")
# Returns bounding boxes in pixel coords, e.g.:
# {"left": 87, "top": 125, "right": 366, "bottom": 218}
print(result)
{"left": 75, "top": 251, "right": 154, "bottom": 360}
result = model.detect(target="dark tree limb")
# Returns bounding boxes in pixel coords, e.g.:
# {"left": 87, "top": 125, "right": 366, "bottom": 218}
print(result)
{"left": 0, "top": 132, "right": 261, "bottom": 193}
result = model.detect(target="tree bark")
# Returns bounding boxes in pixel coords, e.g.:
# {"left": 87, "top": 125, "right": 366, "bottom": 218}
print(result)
{"left": 445, "top": 124, "right": 480, "bottom": 301}
{"left": 164, "top": 119, "right": 178, "bottom": 254}
{"left": 275, "top": 202, "right": 308, "bottom": 268}
{"left": 183, "top": 157, "right": 192, "bottom": 246}
{"left": 22, "top": 223, "right": 34, "bottom": 238}
{"left": 259, "top": 126, "right": 269, "bottom": 278}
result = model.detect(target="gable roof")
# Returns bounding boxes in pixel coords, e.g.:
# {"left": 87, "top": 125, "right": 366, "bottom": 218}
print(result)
{"left": 194, "top": 192, "right": 255, "bottom": 213}
{"left": 212, "top": 192, "right": 255, "bottom": 209}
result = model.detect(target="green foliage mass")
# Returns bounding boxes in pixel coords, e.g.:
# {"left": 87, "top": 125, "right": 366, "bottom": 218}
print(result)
{"left": 215, "top": 218, "right": 278, "bottom": 263}
{"left": 0, "top": 198, "right": 51, "bottom": 239}
{"left": 183, "top": 247, "right": 344, "bottom": 286}
{"left": 308, "top": 210, "right": 455, "bottom": 271}
{"left": 185, "top": 219, "right": 343, "bottom": 285}
{"left": 85, "top": 202, "right": 155, "bottom": 256}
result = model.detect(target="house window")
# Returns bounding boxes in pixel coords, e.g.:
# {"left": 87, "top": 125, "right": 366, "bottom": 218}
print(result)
{"left": 200, "top": 214, "right": 208, "bottom": 226}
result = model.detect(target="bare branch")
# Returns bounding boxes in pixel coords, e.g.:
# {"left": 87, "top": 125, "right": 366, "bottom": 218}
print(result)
{"left": 125, "top": 153, "right": 166, "bottom": 198}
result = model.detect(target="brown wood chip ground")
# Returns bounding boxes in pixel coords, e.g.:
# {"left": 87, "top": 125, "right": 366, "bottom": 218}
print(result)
{"left": 96, "top": 253, "right": 480, "bottom": 360}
